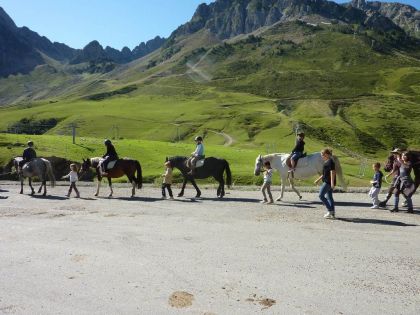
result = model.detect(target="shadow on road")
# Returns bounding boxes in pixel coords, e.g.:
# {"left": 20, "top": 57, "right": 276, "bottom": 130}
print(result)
{"left": 308, "top": 201, "right": 372, "bottom": 207}
{"left": 30, "top": 195, "right": 68, "bottom": 201}
{"left": 199, "top": 197, "right": 262, "bottom": 203}
{"left": 277, "top": 203, "right": 317, "bottom": 209}
{"left": 337, "top": 217, "right": 418, "bottom": 227}
{"left": 0, "top": 196, "right": 8, "bottom": 199}
{"left": 0, "top": 189, "right": 9, "bottom": 193}
{"left": 114, "top": 196, "right": 161, "bottom": 202}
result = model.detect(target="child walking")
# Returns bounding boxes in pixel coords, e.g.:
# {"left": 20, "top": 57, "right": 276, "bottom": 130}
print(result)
{"left": 62, "top": 164, "right": 80, "bottom": 198}
{"left": 162, "top": 161, "right": 174, "bottom": 200}
{"left": 261, "top": 161, "right": 274, "bottom": 204}
{"left": 369, "top": 162, "right": 383, "bottom": 209}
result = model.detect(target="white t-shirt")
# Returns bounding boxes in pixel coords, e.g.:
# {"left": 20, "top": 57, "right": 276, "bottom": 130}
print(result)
{"left": 63, "top": 171, "right": 78, "bottom": 182}
{"left": 264, "top": 169, "right": 273, "bottom": 183}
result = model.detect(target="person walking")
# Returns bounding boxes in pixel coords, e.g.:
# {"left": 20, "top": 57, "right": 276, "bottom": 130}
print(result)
{"left": 261, "top": 161, "right": 274, "bottom": 204}
{"left": 62, "top": 164, "right": 80, "bottom": 198}
{"left": 315, "top": 148, "right": 336, "bottom": 219}
{"left": 161, "top": 161, "right": 174, "bottom": 200}
{"left": 369, "top": 162, "right": 383, "bottom": 209}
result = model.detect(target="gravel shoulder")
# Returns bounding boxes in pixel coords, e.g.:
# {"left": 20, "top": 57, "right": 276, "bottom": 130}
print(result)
{"left": 0, "top": 184, "right": 419, "bottom": 314}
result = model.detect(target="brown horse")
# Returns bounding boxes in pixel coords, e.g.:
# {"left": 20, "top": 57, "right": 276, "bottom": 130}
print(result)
{"left": 81, "top": 157, "right": 142, "bottom": 197}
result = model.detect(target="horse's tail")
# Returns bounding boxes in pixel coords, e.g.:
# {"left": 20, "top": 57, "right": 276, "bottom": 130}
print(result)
{"left": 332, "top": 155, "right": 346, "bottom": 191}
{"left": 44, "top": 159, "right": 56, "bottom": 188}
{"left": 224, "top": 160, "right": 232, "bottom": 188}
{"left": 135, "top": 160, "right": 142, "bottom": 189}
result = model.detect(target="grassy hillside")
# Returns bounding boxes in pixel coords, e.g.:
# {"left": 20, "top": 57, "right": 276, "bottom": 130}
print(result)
{"left": 0, "top": 21, "right": 419, "bottom": 178}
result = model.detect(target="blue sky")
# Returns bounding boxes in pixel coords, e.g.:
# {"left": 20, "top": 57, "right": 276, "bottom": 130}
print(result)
{"left": 0, "top": 0, "right": 418, "bottom": 50}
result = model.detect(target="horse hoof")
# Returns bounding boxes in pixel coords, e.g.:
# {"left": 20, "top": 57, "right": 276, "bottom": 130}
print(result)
{"left": 299, "top": 196, "right": 302, "bottom": 200}
{"left": 94, "top": 194, "right": 98, "bottom": 197}
{"left": 177, "top": 194, "right": 183, "bottom": 197}
{"left": 20, "top": 191, "right": 23, "bottom": 194}
{"left": 276, "top": 198, "right": 282, "bottom": 201}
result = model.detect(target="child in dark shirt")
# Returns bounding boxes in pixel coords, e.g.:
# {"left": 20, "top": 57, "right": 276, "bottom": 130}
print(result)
{"left": 369, "top": 162, "right": 383, "bottom": 209}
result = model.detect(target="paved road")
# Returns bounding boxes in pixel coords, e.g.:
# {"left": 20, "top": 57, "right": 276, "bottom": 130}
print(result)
{"left": 0, "top": 184, "right": 419, "bottom": 314}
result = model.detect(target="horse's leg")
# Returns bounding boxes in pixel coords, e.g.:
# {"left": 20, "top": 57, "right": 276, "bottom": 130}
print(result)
{"left": 219, "top": 178, "right": 225, "bottom": 198}
{"left": 108, "top": 177, "right": 113, "bottom": 197}
{"left": 178, "top": 177, "right": 187, "bottom": 197}
{"left": 130, "top": 176, "right": 136, "bottom": 197}
{"left": 20, "top": 176, "right": 24, "bottom": 194}
{"left": 43, "top": 180, "right": 47, "bottom": 196}
{"left": 29, "top": 178, "right": 35, "bottom": 195}
{"left": 95, "top": 170, "right": 101, "bottom": 196}
{"left": 37, "top": 182, "right": 43, "bottom": 194}
{"left": 276, "top": 174, "right": 285, "bottom": 201}
{"left": 288, "top": 177, "right": 302, "bottom": 200}
{"left": 191, "top": 179, "right": 201, "bottom": 198}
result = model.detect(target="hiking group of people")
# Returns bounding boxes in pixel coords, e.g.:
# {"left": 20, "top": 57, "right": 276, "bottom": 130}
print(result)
{"left": 11, "top": 134, "right": 418, "bottom": 217}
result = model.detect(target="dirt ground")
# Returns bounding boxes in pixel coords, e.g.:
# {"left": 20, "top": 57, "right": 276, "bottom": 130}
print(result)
{"left": 0, "top": 183, "right": 419, "bottom": 315}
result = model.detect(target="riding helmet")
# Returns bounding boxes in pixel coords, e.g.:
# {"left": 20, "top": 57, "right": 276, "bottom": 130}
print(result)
{"left": 104, "top": 139, "right": 112, "bottom": 145}
{"left": 194, "top": 136, "right": 203, "bottom": 142}
{"left": 27, "top": 140, "right": 34, "bottom": 146}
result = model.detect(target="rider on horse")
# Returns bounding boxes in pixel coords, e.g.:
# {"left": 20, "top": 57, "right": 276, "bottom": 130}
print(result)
{"left": 188, "top": 136, "right": 205, "bottom": 175}
{"left": 289, "top": 132, "right": 305, "bottom": 173}
{"left": 19, "top": 140, "right": 37, "bottom": 170}
{"left": 101, "top": 139, "right": 119, "bottom": 176}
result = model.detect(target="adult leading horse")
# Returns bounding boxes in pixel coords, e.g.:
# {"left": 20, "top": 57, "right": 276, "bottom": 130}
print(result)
{"left": 81, "top": 157, "right": 142, "bottom": 197}
{"left": 380, "top": 150, "right": 420, "bottom": 207}
{"left": 13, "top": 157, "right": 55, "bottom": 196}
{"left": 254, "top": 152, "right": 346, "bottom": 201}
{"left": 167, "top": 156, "right": 231, "bottom": 198}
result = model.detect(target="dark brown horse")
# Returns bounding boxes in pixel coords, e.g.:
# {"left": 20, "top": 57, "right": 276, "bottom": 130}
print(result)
{"left": 167, "top": 156, "right": 231, "bottom": 198}
{"left": 81, "top": 157, "right": 142, "bottom": 197}
{"left": 379, "top": 150, "right": 420, "bottom": 207}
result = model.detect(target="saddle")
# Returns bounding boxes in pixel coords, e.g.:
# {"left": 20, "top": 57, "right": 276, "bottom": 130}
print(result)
{"left": 100, "top": 159, "right": 118, "bottom": 170}
{"left": 286, "top": 153, "right": 307, "bottom": 169}
{"left": 196, "top": 159, "right": 205, "bottom": 168}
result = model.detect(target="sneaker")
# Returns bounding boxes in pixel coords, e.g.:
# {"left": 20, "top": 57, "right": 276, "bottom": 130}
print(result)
{"left": 260, "top": 200, "right": 268, "bottom": 204}
{"left": 324, "top": 212, "right": 335, "bottom": 219}
{"left": 65, "top": 194, "right": 70, "bottom": 198}
{"left": 161, "top": 196, "right": 166, "bottom": 200}
{"left": 168, "top": 196, "right": 175, "bottom": 200}
{"left": 75, "top": 194, "right": 80, "bottom": 198}
{"left": 371, "top": 205, "right": 379, "bottom": 209}
{"left": 390, "top": 208, "right": 399, "bottom": 213}
{"left": 267, "top": 200, "right": 274, "bottom": 204}
{"left": 407, "top": 208, "right": 414, "bottom": 214}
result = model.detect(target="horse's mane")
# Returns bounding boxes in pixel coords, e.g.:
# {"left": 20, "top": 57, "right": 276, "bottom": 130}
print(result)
{"left": 169, "top": 156, "right": 187, "bottom": 161}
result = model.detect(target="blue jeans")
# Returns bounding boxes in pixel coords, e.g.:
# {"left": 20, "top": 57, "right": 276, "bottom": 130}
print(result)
{"left": 319, "top": 182, "right": 335, "bottom": 213}
{"left": 291, "top": 151, "right": 304, "bottom": 161}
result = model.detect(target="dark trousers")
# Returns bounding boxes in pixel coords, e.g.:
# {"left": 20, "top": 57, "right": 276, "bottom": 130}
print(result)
{"left": 319, "top": 182, "right": 335, "bottom": 213}
{"left": 68, "top": 182, "right": 79, "bottom": 196}
{"left": 162, "top": 183, "right": 173, "bottom": 197}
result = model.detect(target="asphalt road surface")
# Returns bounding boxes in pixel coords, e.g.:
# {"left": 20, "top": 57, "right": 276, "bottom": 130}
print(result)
{"left": 0, "top": 184, "right": 419, "bottom": 314}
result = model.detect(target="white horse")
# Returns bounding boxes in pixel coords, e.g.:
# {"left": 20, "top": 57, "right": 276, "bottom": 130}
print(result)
{"left": 254, "top": 153, "right": 346, "bottom": 201}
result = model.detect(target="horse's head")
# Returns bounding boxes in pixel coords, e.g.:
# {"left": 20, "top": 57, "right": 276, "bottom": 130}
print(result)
{"left": 384, "top": 153, "right": 395, "bottom": 172}
{"left": 254, "top": 155, "right": 263, "bottom": 176}
{"left": 167, "top": 156, "right": 187, "bottom": 169}
{"left": 80, "top": 158, "right": 92, "bottom": 173}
